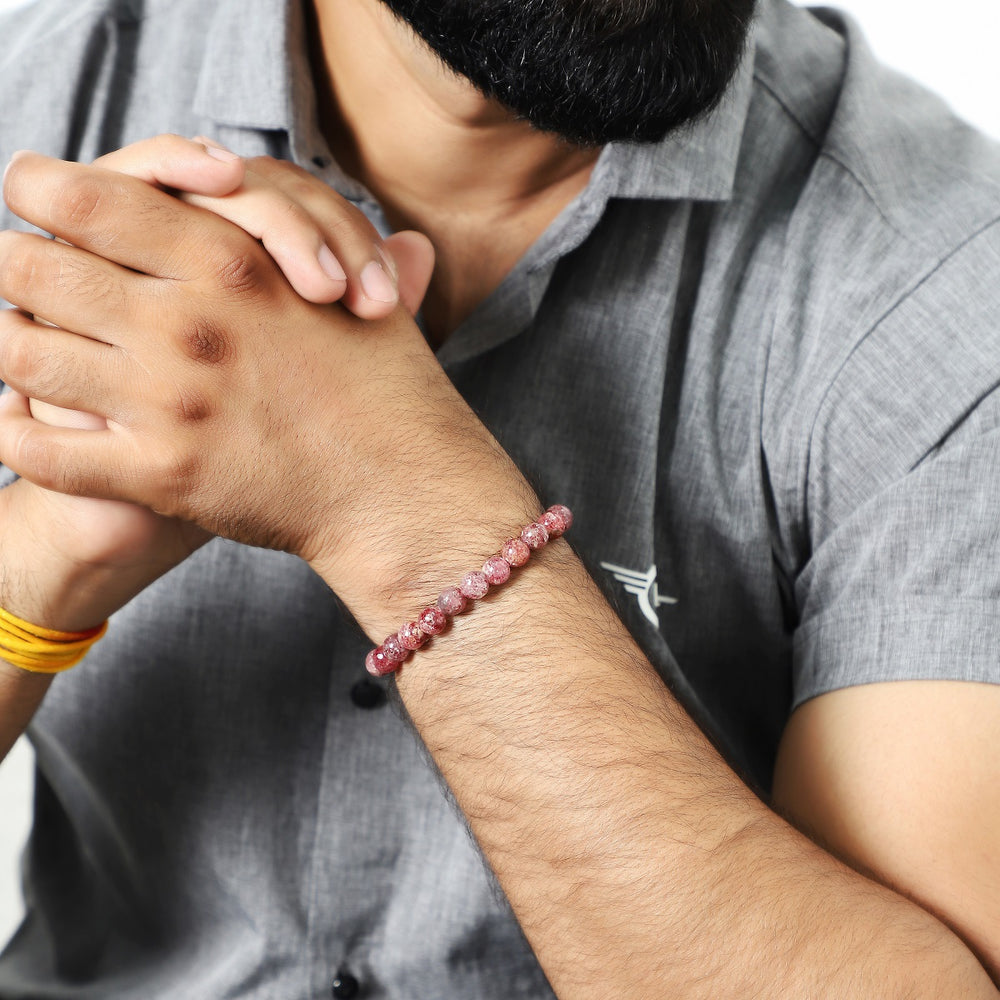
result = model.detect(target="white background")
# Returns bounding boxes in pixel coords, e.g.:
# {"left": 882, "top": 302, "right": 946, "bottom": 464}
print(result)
{"left": 0, "top": 0, "right": 998, "bottom": 951}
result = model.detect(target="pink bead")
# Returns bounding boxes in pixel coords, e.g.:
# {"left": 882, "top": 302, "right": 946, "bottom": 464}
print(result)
{"left": 398, "top": 621, "right": 427, "bottom": 650}
{"left": 418, "top": 606, "right": 448, "bottom": 636}
{"left": 437, "top": 586, "right": 468, "bottom": 616}
{"left": 459, "top": 570, "right": 490, "bottom": 600}
{"left": 382, "top": 635, "right": 408, "bottom": 664}
{"left": 552, "top": 504, "right": 573, "bottom": 530}
{"left": 521, "top": 522, "right": 549, "bottom": 550}
{"left": 541, "top": 504, "right": 572, "bottom": 537}
{"left": 501, "top": 537, "right": 531, "bottom": 567}
{"left": 482, "top": 555, "right": 511, "bottom": 586}
{"left": 366, "top": 646, "right": 394, "bottom": 676}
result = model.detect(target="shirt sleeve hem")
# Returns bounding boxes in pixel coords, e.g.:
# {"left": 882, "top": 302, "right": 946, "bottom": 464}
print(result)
{"left": 792, "top": 598, "right": 1000, "bottom": 710}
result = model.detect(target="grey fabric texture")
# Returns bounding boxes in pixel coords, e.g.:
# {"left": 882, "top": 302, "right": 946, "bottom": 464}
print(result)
{"left": 1, "top": 0, "right": 999, "bottom": 995}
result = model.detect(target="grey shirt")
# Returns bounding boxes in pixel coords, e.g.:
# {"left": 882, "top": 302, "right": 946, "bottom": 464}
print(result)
{"left": 1, "top": 0, "right": 1000, "bottom": 996}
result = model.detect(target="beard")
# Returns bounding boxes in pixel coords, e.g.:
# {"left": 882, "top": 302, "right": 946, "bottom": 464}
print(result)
{"left": 377, "top": 0, "right": 757, "bottom": 146}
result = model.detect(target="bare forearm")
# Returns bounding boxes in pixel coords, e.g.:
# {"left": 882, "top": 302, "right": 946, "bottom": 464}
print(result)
{"left": 0, "top": 658, "right": 49, "bottom": 761}
{"left": 381, "top": 541, "right": 995, "bottom": 998}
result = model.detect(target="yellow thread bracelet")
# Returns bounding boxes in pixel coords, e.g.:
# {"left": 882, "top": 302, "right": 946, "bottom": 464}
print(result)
{"left": 0, "top": 606, "right": 108, "bottom": 674}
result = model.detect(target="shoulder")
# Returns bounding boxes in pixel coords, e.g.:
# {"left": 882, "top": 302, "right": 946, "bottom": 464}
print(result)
{"left": 747, "top": 3, "right": 1000, "bottom": 530}
{"left": 755, "top": 0, "right": 1000, "bottom": 249}
{"left": 750, "top": 0, "right": 1000, "bottom": 336}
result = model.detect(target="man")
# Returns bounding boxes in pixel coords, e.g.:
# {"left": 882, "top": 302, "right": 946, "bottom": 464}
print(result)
{"left": 0, "top": 0, "right": 998, "bottom": 996}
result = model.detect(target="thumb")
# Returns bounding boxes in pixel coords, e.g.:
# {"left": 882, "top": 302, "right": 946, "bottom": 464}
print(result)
{"left": 383, "top": 230, "right": 435, "bottom": 316}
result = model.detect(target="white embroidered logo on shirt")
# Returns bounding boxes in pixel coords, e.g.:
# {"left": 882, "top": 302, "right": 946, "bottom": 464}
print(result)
{"left": 599, "top": 562, "right": 677, "bottom": 627}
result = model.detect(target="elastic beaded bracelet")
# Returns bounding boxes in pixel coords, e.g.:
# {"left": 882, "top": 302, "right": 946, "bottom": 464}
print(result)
{"left": 0, "top": 606, "right": 108, "bottom": 674}
{"left": 365, "top": 505, "right": 572, "bottom": 676}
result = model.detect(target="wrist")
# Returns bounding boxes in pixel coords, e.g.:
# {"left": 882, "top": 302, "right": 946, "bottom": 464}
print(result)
{"left": 389, "top": 534, "right": 597, "bottom": 706}
{"left": 0, "top": 480, "right": 179, "bottom": 631}
{"left": 363, "top": 504, "right": 574, "bottom": 677}
{"left": 307, "top": 472, "right": 545, "bottom": 638}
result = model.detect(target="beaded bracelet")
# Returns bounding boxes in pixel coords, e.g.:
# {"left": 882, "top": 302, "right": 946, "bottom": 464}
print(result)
{"left": 0, "top": 606, "right": 108, "bottom": 674}
{"left": 365, "top": 505, "right": 573, "bottom": 676}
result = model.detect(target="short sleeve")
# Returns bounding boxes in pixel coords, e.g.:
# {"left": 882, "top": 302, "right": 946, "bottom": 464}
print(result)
{"left": 793, "top": 409, "right": 1000, "bottom": 706}
{"left": 791, "top": 224, "right": 1000, "bottom": 708}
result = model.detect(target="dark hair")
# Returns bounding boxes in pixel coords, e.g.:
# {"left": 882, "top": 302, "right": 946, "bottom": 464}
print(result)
{"left": 380, "top": 0, "right": 758, "bottom": 145}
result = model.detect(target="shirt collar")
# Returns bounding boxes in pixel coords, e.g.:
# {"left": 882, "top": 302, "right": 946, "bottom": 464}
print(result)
{"left": 595, "top": 30, "right": 757, "bottom": 203}
{"left": 194, "top": 0, "right": 758, "bottom": 205}
{"left": 193, "top": 0, "right": 297, "bottom": 132}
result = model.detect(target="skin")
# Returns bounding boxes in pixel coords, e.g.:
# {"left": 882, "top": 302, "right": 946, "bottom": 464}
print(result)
{"left": 0, "top": 0, "right": 998, "bottom": 994}
{"left": 306, "top": 0, "right": 602, "bottom": 340}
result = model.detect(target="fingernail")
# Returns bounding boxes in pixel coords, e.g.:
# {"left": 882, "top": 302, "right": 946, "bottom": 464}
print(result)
{"left": 192, "top": 135, "right": 241, "bottom": 162}
{"left": 318, "top": 244, "right": 347, "bottom": 283}
{"left": 361, "top": 260, "right": 397, "bottom": 304}
{"left": 204, "top": 144, "right": 241, "bottom": 163}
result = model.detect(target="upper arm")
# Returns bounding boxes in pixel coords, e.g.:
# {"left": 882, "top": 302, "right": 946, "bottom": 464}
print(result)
{"left": 772, "top": 679, "right": 1000, "bottom": 980}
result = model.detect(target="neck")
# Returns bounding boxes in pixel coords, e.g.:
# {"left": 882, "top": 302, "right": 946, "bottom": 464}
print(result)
{"left": 309, "top": 0, "right": 598, "bottom": 224}
{"left": 308, "top": 0, "right": 600, "bottom": 340}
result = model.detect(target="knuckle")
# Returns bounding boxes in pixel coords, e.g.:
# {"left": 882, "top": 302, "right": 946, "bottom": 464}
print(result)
{"left": 209, "top": 240, "right": 269, "bottom": 298}
{"left": 55, "top": 174, "right": 107, "bottom": 232}
{"left": 174, "top": 315, "right": 233, "bottom": 366}
{"left": 16, "top": 425, "right": 64, "bottom": 491}
{"left": 285, "top": 165, "right": 325, "bottom": 196}
{"left": 326, "top": 211, "right": 375, "bottom": 244}
{"left": 323, "top": 212, "right": 382, "bottom": 252}
{"left": 26, "top": 350, "right": 78, "bottom": 402}
{"left": 247, "top": 155, "right": 308, "bottom": 186}
{"left": 67, "top": 259, "right": 122, "bottom": 310}
{"left": 153, "top": 442, "right": 198, "bottom": 504}
{"left": 0, "top": 234, "right": 39, "bottom": 304}
{"left": 152, "top": 133, "right": 196, "bottom": 169}
{"left": 169, "top": 384, "right": 212, "bottom": 423}
{"left": 310, "top": 197, "right": 376, "bottom": 242}
{"left": 276, "top": 196, "right": 310, "bottom": 229}
{"left": 0, "top": 328, "right": 34, "bottom": 384}
{"left": 155, "top": 132, "right": 187, "bottom": 153}
{"left": 0, "top": 326, "right": 68, "bottom": 398}
{"left": 54, "top": 246, "right": 120, "bottom": 308}
{"left": 245, "top": 155, "right": 280, "bottom": 173}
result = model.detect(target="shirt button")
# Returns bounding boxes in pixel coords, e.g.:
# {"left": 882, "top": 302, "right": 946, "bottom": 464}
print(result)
{"left": 350, "top": 678, "right": 387, "bottom": 710}
{"left": 331, "top": 970, "right": 360, "bottom": 998}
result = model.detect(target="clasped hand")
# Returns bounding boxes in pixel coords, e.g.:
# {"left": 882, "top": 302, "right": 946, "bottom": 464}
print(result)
{"left": 0, "top": 136, "right": 527, "bottom": 622}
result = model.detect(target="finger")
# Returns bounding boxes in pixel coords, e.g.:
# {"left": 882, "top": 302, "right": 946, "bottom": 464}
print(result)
{"left": 180, "top": 168, "right": 350, "bottom": 305}
{"left": 3, "top": 151, "right": 268, "bottom": 284}
{"left": 384, "top": 230, "right": 435, "bottom": 316}
{"left": 27, "top": 318, "right": 109, "bottom": 429}
{"left": 93, "top": 134, "right": 246, "bottom": 198}
{"left": 0, "top": 406, "right": 137, "bottom": 502}
{"left": 0, "top": 230, "right": 144, "bottom": 343}
{"left": 243, "top": 156, "right": 400, "bottom": 318}
{"left": 29, "top": 398, "right": 108, "bottom": 431}
{"left": 0, "top": 310, "right": 134, "bottom": 420}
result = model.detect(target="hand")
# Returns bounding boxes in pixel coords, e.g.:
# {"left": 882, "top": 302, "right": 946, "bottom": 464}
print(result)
{"left": 0, "top": 151, "right": 534, "bottom": 622}
{"left": 5, "top": 390, "right": 210, "bottom": 573}
{"left": 15, "top": 136, "right": 434, "bottom": 579}
{"left": 92, "top": 135, "right": 436, "bottom": 319}
{"left": 30, "top": 134, "right": 436, "bottom": 433}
